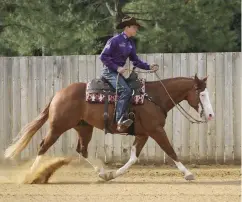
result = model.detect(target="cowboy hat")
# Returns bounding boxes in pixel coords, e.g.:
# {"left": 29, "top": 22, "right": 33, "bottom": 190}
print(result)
{"left": 116, "top": 16, "right": 142, "bottom": 29}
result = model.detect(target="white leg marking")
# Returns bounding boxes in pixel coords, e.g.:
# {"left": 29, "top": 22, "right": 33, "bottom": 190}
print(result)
{"left": 78, "top": 155, "right": 105, "bottom": 173}
{"left": 78, "top": 153, "right": 82, "bottom": 163}
{"left": 98, "top": 146, "right": 138, "bottom": 181}
{"left": 30, "top": 155, "right": 43, "bottom": 173}
{"left": 173, "top": 160, "right": 194, "bottom": 180}
{"left": 114, "top": 146, "right": 138, "bottom": 178}
{"left": 84, "top": 157, "right": 103, "bottom": 173}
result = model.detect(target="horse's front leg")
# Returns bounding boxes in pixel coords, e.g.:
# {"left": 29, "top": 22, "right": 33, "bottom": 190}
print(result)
{"left": 98, "top": 135, "right": 148, "bottom": 181}
{"left": 149, "top": 126, "right": 194, "bottom": 181}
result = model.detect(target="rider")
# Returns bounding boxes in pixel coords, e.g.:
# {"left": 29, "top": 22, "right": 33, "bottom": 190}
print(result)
{"left": 99, "top": 16, "right": 159, "bottom": 132}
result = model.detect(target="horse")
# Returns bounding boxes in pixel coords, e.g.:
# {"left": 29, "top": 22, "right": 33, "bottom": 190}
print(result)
{"left": 4, "top": 71, "right": 214, "bottom": 182}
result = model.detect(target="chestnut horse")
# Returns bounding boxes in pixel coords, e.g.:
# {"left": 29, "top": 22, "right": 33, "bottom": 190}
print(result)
{"left": 4, "top": 73, "right": 214, "bottom": 181}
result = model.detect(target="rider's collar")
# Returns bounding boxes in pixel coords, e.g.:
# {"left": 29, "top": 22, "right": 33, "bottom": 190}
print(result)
{"left": 121, "top": 32, "right": 129, "bottom": 40}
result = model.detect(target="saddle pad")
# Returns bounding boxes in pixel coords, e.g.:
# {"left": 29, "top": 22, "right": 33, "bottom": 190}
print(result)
{"left": 85, "top": 78, "right": 146, "bottom": 105}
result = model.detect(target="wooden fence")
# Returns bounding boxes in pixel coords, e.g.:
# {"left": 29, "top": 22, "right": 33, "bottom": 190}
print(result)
{"left": 0, "top": 52, "right": 241, "bottom": 164}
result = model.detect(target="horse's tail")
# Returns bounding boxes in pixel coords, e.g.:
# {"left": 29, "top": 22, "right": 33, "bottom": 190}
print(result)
{"left": 4, "top": 97, "right": 53, "bottom": 159}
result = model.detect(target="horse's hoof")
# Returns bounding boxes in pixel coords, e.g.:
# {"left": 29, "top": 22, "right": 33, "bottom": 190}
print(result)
{"left": 98, "top": 171, "right": 115, "bottom": 181}
{"left": 98, "top": 173, "right": 106, "bottom": 181}
{"left": 185, "top": 173, "right": 195, "bottom": 181}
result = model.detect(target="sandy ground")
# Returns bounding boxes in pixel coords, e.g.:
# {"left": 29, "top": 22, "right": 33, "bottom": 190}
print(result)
{"left": 0, "top": 158, "right": 240, "bottom": 202}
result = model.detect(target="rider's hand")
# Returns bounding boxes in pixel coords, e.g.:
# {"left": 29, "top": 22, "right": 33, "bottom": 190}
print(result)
{"left": 150, "top": 64, "right": 159, "bottom": 72}
{"left": 117, "top": 67, "right": 127, "bottom": 74}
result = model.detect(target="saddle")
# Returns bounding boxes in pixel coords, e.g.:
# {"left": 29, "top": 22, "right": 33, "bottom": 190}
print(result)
{"left": 85, "top": 71, "right": 146, "bottom": 135}
{"left": 86, "top": 71, "right": 146, "bottom": 104}
{"left": 86, "top": 71, "right": 143, "bottom": 95}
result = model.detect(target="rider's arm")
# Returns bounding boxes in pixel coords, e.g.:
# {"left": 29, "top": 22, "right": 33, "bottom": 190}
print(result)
{"left": 129, "top": 40, "right": 150, "bottom": 70}
{"left": 99, "top": 38, "right": 119, "bottom": 72}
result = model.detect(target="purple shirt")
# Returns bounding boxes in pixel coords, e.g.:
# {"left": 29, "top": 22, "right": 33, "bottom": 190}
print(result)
{"left": 99, "top": 32, "right": 150, "bottom": 72}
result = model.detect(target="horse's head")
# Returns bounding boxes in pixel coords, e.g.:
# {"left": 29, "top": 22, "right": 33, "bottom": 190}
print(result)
{"left": 186, "top": 74, "right": 214, "bottom": 121}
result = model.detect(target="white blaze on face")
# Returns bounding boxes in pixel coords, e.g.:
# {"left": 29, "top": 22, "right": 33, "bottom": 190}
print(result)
{"left": 198, "top": 88, "right": 214, "bottom": 121}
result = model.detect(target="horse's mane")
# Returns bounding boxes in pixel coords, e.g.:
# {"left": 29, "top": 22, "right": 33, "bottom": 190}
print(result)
{"left": 145, "top": 76, "right": 194, "bottom": 84}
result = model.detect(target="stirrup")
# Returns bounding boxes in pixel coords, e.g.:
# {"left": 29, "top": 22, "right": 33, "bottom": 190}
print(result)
{"left": 117, "top": 118, "right": 133, "bottom": 132}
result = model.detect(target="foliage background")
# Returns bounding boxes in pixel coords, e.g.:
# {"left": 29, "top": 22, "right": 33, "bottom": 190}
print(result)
{"left": 0, "top": 0, "right": 240, "bottom": 56}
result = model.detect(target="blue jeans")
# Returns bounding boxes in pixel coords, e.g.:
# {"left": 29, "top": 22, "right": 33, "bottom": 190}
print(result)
{"left": 101, "top": 67, "right": 132, "bottom": 122}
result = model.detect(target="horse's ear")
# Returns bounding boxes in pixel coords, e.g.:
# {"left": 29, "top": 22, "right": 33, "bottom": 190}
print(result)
{"left": 203, "top": 75, "right": 209, "bottom": 82}
{"left": 194, "top": 73, "right": 199, "bottom": 81}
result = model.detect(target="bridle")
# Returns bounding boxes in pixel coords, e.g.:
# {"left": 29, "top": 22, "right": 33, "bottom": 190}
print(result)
{"left": 133, "top": 68, "right": 207, "bottom": 124}
{"left": 154, "top": 72, "right": 206, "bottom": 124}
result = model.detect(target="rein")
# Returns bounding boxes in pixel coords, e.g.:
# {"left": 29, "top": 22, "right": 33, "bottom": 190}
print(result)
{"left": 133, "top": 69, "right": 206, "bottom": 124}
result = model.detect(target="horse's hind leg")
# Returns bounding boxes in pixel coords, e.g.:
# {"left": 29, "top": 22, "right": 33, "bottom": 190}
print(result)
{"left": 30, "top": 127, "right": 64, "bottom": 173}
{"left": 149, "top": 126, "right": 194, "bottom": 181}
{"left": 74, "top": 124, "right": 103, "bottom": 172}
{"left": 74, "top": 124, "right": 93, "bottom": 158}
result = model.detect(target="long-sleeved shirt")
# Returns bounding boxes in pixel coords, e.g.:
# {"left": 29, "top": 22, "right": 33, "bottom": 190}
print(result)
{"left": 99, "top": 32, "right": 150, "bottom": 72}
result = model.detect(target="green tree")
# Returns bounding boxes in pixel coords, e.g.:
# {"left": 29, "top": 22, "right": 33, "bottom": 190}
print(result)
{"left": 0, "top": 0, "right": 113, "bottom": 55}
{"left": 0, "top": 0, "right": 240, "bottom": 55}
{"left": 123, "top": 0, "right": 241, "bottom": 53}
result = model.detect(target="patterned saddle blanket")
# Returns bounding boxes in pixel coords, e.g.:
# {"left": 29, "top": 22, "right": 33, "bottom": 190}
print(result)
{"left": 85, "top": 74, "right": 146, "bottom": 105}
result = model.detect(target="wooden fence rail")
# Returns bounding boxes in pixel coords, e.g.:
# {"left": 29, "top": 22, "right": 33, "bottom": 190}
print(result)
{"left": 0, "top": 52, "right": 241, "bottom": 164}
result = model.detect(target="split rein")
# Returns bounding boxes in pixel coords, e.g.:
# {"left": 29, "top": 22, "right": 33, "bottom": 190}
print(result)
{"left": 132, "top": 69, "right": 207, "bottom": 124}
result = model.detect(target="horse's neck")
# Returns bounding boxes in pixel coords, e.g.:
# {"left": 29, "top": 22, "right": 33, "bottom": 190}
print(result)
{"left": 147, "top": 78, "right": 194, "bottom": 112}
